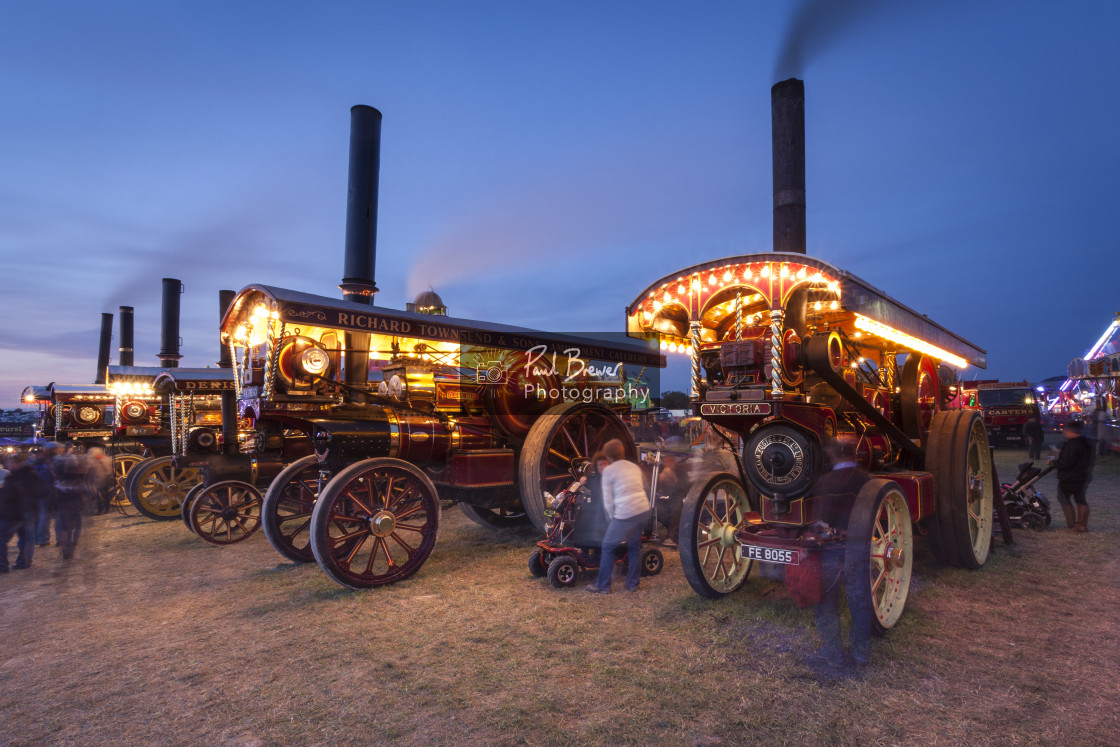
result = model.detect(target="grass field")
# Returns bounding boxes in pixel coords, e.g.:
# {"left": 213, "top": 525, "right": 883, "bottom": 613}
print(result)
{"left": 2, "top": 443, "right": 1118, "bottom": 746}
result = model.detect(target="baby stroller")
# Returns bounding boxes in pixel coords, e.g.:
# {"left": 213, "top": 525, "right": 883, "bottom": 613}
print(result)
{"left": 1001, "top": 461, "right": 1053, "bottom": 531}
{"left": 528, "top": 459, "right": 664, "bottom": 589}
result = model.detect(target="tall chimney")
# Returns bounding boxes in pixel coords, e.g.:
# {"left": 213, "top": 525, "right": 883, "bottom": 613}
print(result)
{"left": 119, "top": 306, "right": 134, "bottom": 367}
{"left": 158, "top": 278, "right": 183, "bottom": 368}
{"left": 340, "top": 105, "right": 382, "bottom": 400}
{"left": 772, "top": 78, "right": 806, "bottom": 254}
{"left": 340, "top": 105, "right": 382, "bottom": 303}
{"left": 94, "top": 312, "right": 113, "bottom": 384}
{"left": 218, "top": 290, "right": 239, "bottom": 455}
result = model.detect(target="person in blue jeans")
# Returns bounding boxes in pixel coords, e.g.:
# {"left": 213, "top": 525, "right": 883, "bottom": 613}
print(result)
{"left": 586, "top": 438, "right": 650, "bottom": 594}
{"left": 32, "top": 447, "right": 57, "bottom": 546}
{"left": 810, "top": 436, "right": 874, "bottom": 670}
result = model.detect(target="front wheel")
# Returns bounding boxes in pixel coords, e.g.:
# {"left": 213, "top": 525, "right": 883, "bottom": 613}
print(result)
{"left": 679, "top": 472, "right": 753, "bottom": 599}
{"left": 262, "top": 455, "right": 323, "bottom": 563}
{"left": 189, "top": 481, "right": 263, "bottom": 545}
{"left": 547, "top": 554, "right": 580, "bottom": 588}
{"left": 846, "top": 479, "right": 913, "bottom": 635}
{"left": 309, "top": 458, "right": 441, "bottom": 589}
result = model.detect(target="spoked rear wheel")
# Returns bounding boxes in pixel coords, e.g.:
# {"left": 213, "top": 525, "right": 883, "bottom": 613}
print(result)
{"left": 458, "top": 502, "right": 532, "bottom": 528}
{"left": 925, "top": 410, "right": 994, "bottom": 568}
{"left": 126, "top": 456, "right": 202, "bottom": 520}
{"left": 519, "top": 401, "right": 634, "bottom": 533}
{"left": 679, "top": 472, "right": 753, "bottom": 599}
{"left": 189, "top": 481, "right": 263, "bottom": 545}
{"left": 310, "top": 458, "right": 441, "bottom": 589}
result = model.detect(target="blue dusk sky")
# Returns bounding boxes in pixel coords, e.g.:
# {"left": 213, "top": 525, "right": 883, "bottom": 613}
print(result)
{"left": 1, "top": 0, "right": 1117, "bottom": 408}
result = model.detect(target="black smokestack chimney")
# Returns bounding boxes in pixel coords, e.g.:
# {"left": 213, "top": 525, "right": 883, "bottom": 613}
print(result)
{"left": 218, "top": 289, "right": 238, "bottom": 455}
{"left": 158, "top": 278, "right": 183, "bottom": 368}
{"left": 119, "top": 306, "right": 134, "bottom": 367}
{"left": 340, "top": 105, "right": 382, "bottom": 303}
{"left": 772, "top": 78, "right": 806, "bottom": 254}
{"left": 340, "top": 105, "right": 382, "bottom": 400}
{"left": 94, "top": 312, "right": 113, "bottom": 384}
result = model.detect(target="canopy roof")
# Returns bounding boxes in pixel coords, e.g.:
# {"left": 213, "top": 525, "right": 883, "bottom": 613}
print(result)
{"left": 222, "top": 284, "right": 664, "bottom": 368}
{"left": 627, "top": 253, "right": 986, "bottom": 368}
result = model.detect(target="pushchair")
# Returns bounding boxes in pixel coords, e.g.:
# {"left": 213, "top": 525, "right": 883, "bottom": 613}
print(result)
{"left": 1001, "top": 461, "right": 1053, "bottom": 531}
{"left": 528, "top": 456, "right": 664, "bottom": 589}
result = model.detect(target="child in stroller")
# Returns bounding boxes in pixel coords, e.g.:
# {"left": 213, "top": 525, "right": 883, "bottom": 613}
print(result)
{"left": 1001, "top": 461, "right": 1053, "bottom": 531}
{"left": 528, "top": 453, "right": 665, "bottom": 589}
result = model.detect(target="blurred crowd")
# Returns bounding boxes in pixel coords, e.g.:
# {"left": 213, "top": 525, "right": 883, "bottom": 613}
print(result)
{"left": 0, "top": 444, "right": 112, "bottom": 572}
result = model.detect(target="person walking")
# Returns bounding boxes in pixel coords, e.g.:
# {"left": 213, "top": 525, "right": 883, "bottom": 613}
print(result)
{"left": 84, "top": 447, "right": 112, "bottom": 514}
{"left": 4, "top": 453, "right": 44, "bottom": 570}
{"left": 1024, "top": 416, "right": 1044, "bottom": 461}
{"left": 1049, "top": 420, "right": 1094, "bottom": 532}
{"left": 586, "top": 438, "right": 650, "bottom": 594}
{"left": 810, "top": 435, "right": 874, "bottom": 670}
{"left": 1094, "top": 404, "right": 1110, "bottom": 457}
{"left": 32, "top": 446, "right": 57, "bottom": 547}
{"left": 53, "top": 448, "right": 88, "bottom": 559}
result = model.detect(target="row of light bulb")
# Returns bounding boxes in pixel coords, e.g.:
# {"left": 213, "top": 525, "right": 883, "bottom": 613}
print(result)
{"left": 109, "top": 382, "right": 155, "bottom": 395}
{"left": 659, "top": 340, "right": 694, "bottom": 355}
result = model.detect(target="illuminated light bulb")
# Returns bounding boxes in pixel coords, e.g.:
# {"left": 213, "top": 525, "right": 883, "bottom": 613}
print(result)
{"left": 643, "top": 312, "right": 653, "bottom": 322}
{"left": 854, "top": 332, "right": 863, "bottom": 338}
{"left": 660, "top": 340, "right": 668, "bottom": 350}
{"left": 760, "top": 265, "right": 771, "bottom": 277}
{"left": 677, "top": 284, "right": 685, "bottom": 295}
{"left": 829, "top": 281, "right": 840, "bottom": 294}
{"left": 708, "top": 275, "right": 717, "bottom": 286}
{"left": 854, "top": 314, "right": 968, "bottom": 368}
{"left": 691, "top": 280, "right": 700, "bottom": 292}
{"left": 829, "top": 301, "right": 839, "bottom": 310}
{"left": 796, "top": 267, "right": 807, "bottom": 279}
{"left": 780, "top": 265, "right": 789, "bottom": 278}
{"left": 814, "top": 302, "right": 822, "bottom": 311}
{"left": 723, "top": 271, "right": 732, "bottom": 282}
{"left": 653, "top": 301, "right": 663, "bottom": 311}
{"left": 663, "top": 292, "right": 671, "bottom": 303}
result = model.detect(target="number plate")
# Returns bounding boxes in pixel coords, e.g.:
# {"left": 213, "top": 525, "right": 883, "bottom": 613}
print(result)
{"left": 741, "top": 544, "right": 799, "bottom": 565}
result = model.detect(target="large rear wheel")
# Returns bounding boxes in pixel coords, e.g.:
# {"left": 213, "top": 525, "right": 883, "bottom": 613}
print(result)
{"left": 679, "top": 472, "right": 753, "bottom": 599}
{"left": 126, "top": 456, "right": 202, "bottom": 520}
{"left": 846, "top": 478, "right": 913, "bottom": 635}
{"left": 310, "top": 458, "right": 441, "bottom": 589}
{"left": 457, "top": 502, "right": 532, "bottom": 528}
{"left": 518, "top": 401, "right": 634, "bottom": 533}
{"left": 925, "top": 410, "right": 994, "bottom": 568}
{"left": 261, "top": 455, "right": 323, "bottom": 563}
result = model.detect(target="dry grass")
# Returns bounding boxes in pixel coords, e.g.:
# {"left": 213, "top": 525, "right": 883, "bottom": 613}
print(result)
{"left": 2, "top": 439, "right": 1118, "bottom": 746}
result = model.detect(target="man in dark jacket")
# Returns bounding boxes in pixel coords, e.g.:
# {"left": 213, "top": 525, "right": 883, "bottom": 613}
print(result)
{"left": 1049, "top": 420, "right": 1094, "bottom": 532}
{"left": 1, "top": 454, "right": 44, "bottom": 571}
{"left": 810, "top": 435, "right": 873, "bottom": 669}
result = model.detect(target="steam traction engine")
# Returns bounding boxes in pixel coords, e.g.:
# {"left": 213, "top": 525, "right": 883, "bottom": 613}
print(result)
{"left": 626, "top": 253, "right": 992, "bottom": 631}
{"left": 221, "top": 285, "right": 660, "bottom": 589}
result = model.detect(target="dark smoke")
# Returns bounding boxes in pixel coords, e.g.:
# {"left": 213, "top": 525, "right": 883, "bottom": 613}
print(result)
{"left": 774, "top": 0, "right": 945, "bottom": 79}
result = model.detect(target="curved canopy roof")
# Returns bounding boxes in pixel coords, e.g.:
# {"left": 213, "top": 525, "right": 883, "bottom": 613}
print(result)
{"left": 627, "top": 253, "right": 986, "bottom": 368}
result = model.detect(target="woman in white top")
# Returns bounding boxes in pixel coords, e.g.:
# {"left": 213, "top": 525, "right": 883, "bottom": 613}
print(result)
{"left": 586, "top": 438, "right": 650, "bottom": 593}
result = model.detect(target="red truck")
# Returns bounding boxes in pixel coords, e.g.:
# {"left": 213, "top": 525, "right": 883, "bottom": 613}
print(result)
{"left": 959, "top": 380, "right": 1040, "bottom": 446}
